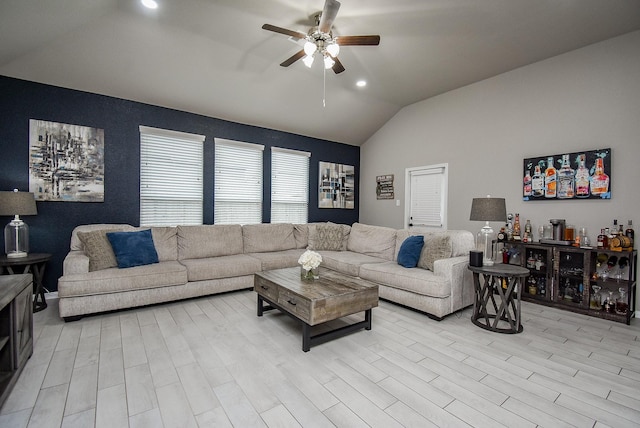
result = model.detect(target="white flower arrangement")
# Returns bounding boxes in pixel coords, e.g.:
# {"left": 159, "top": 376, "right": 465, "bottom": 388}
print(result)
{"left": 298, "top": 250, "right": 322, "bottom": 271}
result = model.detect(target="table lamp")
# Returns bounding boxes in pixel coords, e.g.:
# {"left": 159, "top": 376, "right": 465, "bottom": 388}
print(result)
{"left": 469, "top": 195, "right": 506, "bottom": 266}
{"left": 0, "top": 189, "right": 38, "bottom": 258}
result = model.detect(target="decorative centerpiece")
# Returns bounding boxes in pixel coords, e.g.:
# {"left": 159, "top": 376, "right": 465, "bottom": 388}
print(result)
{"left": 298, "top": 250, "right": 322, "bottom": 281}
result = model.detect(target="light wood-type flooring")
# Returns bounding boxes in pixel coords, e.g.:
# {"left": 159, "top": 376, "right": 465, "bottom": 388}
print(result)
{"left": 1, "top": 290, "right": 639, "bottom": 427}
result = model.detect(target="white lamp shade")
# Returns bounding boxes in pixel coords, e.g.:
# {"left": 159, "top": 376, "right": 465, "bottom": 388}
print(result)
{"left": 326, "top": 42, "right": 339, "bottom": 57}
{"left": 302, "top": 55, "right": 314, "bottom": 68}
{"left": 303, "top": 41, "right": 317, "bottom": 56}
{"left": 323, "top": 55, "right": 335, "bottom": 69}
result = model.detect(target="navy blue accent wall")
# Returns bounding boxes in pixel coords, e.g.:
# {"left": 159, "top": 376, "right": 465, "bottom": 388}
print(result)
{"left": 0, "top": 76, "right": 359, "bottom": 292}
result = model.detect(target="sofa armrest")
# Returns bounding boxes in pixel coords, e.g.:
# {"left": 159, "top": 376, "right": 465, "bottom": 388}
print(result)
{"left": 433, "top": 255, "right": 473, "bottom": 312}
{"left": 63, "top": 250, "right": 90, "bottom": 275}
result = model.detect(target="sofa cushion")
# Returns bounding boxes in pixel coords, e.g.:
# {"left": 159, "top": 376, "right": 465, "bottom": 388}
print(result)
{"left": 71, "top": 224, "right": 134, "bottom": 251}
{"left": 107, "top": 229, "right": 159, "bottom": 269}
{"left": 418, "top": 234, "right": 453, "bottom": 271}
{"left": 293, "top": 224, "right": 308, "bottom": 249}
{"left": 246, "top": 249, "right": 306, "bottom": 271}
{"left": 319, "top": 250, "right": 388, "bottom": 277}
{"left": 347, "top": 222, "right": 397, "bottom": 261}
{"left": 360, "top": 261, "right": 451, "bottom": 298}
{"left": 242, "top": 223, "right": 296, "bottom": 253}
{"left": 177, "top": 224, "right": 243, "bottom": 260}
{"left": 180, "top": 254, "right": 262, "bottom": 282}
{"left": 77, "top": 229, "right": 121, "bottom": 272}
{"left": 58, "top": 261, "right": 188, "bottom": 297}
{"left": 308, "top": 223, "right": 344, "bottom": 251}
{"left": 150, "top": 227, "right": 178, "bottom": 262}
{"left": 397, "top": 235, "right": 424, "bottom": 268}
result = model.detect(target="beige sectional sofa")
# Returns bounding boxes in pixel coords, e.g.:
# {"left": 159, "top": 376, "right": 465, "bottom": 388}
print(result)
{"left": 57, "top": 222, "right": 475, "bottom": 321}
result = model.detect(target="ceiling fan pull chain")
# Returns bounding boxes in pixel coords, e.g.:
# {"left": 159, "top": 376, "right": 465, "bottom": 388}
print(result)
{"left": 323, "top": 66, "right": 326, "bottom": 108}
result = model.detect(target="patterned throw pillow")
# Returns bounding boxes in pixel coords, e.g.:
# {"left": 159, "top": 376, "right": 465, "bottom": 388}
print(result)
{"left": 417, "top": 234, "right": 452, "bottom": 271}
{"left": 77, "top": 229, "right": 120, "bottom": 271}
{"left": 309, "top": 223, "right": 344, "bottom": 251}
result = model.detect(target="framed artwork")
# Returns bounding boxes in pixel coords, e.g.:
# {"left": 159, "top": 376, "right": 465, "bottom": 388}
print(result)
{"left": 376, "top": 174, "right": 394, "bottom": 199}
{"left": 523, "top": 148, "right": 611, "bottom": 201}
{"left": 319, "top": 161, "right": 354, "bottom": 209}
{"left": 29, "top": 119, "right": 104, "bottom": 202}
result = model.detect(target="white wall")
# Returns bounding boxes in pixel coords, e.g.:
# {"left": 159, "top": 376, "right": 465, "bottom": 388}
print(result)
{"left": 361, "top": 30, "right": 639, "bottom": 233}
{"left": 361, "top": 30, "right": 640, "bottom": 309}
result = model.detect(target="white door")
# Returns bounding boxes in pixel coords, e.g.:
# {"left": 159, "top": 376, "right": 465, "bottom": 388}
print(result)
{"left": 405, "top": 163, "right": 448, "bottom": 230}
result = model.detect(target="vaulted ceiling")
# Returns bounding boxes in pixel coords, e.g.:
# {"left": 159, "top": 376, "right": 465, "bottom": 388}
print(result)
{"left": 1, "top": 0, "right": 639, "bottom": 145}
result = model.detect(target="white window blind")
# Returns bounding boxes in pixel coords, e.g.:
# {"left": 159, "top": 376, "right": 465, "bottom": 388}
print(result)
{"left": 407, "top": 164, "right": 448, "bottom": 229}
{"left": 271, "top": 147, "right": 310, "bottom": 224}
{"left": 214, "top": 138, "right": 264, "bottom": 224}
{"left": 139, "top": 126, "right": 204, "bottom": 226}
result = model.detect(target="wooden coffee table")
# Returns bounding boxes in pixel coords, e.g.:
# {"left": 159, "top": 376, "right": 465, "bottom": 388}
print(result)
{"left": 254, "top": 267, "right": 378, "bottom": 352}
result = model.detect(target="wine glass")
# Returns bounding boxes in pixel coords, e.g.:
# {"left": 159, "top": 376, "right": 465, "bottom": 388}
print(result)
{"left": 617, "top": 257, "right": 629, "bottom": 281}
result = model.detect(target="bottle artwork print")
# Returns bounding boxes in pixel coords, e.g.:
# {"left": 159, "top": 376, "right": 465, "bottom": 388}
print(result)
{"left": 523, "top": 149, "right": 611, "bottom": 201}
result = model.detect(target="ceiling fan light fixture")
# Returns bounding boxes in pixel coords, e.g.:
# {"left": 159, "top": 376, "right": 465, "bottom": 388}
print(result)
{"left": 326, "top": 42, "right": 339, "bottom": 57}
{"left": 323, "top": 55, "right": 335, "bottom": 69}
{"left": 302, "top": 55, "right": 315, "bottom": 68}
{"left": 303, "top": 41, "right": 317, "bottom": 56}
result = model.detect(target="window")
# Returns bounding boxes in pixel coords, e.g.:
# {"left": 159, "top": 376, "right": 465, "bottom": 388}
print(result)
{"left": 271, "top": 147, "right": 310, "bottom": 223}
{"left": 405, "top": 163, "right": 448, "bottom": 230}
{"left": 139, "top": 126, "right": 204, "bottom": 226}
{"left": 214, "top": 138, "right": 264, "bottom": 224}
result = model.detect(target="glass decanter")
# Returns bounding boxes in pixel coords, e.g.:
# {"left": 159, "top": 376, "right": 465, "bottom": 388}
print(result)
{"left": 616, "top": 288, "right": 628, "bottom": 314}
{"left": 589, "top": 285, "right": 601, "bottom": 310}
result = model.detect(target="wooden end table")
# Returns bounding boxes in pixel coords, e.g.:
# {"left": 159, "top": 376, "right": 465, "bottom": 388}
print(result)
{"left": 0, "top": 253, "right": 51, "bottom": 312}
{"left": 468, "top": 263, "right": 529, "bottom": 334}
{"left": 255, "top": 267, "right": 378, "bottom": 352}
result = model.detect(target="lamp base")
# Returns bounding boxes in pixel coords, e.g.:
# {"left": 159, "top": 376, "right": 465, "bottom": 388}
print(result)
{"left": 7, "top": 251, "right": 28, "bottom": 258}
{"left": 483, "top": 258, "right": 494, "bottom": 266}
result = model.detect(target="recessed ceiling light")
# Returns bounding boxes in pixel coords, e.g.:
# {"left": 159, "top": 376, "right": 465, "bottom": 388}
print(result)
{"left": 141, "top": 0, "right": 158, "bottom": 9}
{"left": 356, "top": 80, "right": 367, "bottom": 88}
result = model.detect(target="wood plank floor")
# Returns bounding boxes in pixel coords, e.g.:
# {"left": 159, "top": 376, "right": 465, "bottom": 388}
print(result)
{"left": 1, "top": 290, "right": 639, "bottom": 427}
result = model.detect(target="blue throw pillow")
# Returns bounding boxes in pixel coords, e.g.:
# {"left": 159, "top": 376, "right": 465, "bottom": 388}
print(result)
{"left": 397, "top": 235, "right": 425, "bottom": 268}
{"left": 106, "top": 229, "right": 159, "bottom": 269}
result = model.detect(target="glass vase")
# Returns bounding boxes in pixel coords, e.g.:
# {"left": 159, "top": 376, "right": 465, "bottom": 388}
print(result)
{"left": 301, "top": 266, "right": 319, "bottom": 281}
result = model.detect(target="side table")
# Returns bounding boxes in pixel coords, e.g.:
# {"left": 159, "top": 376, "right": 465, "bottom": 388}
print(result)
{"left": 468, "top": 263, "right": 529, "bottom": 334}
{"left": 0, "top": 253, "right": 51, "bottom": 312}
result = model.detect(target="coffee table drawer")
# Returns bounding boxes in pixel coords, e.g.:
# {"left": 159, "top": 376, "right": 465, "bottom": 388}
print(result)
{"left": 255, "top": 276, "right": 279, "bottom": 301}
{"left": 278, "top": 289, "right": 311, "bottom": 323}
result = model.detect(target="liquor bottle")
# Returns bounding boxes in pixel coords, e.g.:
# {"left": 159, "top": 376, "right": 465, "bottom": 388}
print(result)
{"left": 531, "top": 165, "right": 544, "bottom": 197}
{"left": 544, "top": 156, "right": 557, "bottom": 198}
{"left": 557, "top": 154, "right": 575, "bottom": 199}
{"left": 574, "top": 154, "right": 590, "bottom": 198}
{"left": 523, "top": 219, "right": 532, "bottom": 242}
{"left": 597, "top": 229, "right": 608, "bottom": 249}
{"left": 625, "top": 220, "right": 634, "bottom": 241}
{"left": 523, "top": 170, "right": 532, "bottom": 197}
{"left": 606, "top": 227, "right": 613, "bottom": 241}
{"left": 513, "top": 213, "right": 521, "bottom": 240}
{"left": 590, "top": 157, "right": 610, "bottom": 196}
{"left": 612, "top": 219, "right": 619, "bottom": 236}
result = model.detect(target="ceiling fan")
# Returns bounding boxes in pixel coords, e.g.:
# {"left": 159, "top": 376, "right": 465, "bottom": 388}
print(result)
{"left": 262, "top": 0, "right": 380, "bottom": 74}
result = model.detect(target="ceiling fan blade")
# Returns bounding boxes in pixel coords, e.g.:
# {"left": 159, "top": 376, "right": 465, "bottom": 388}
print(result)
{"left": 318, "top": 0, "right": 341, "bottom": 33}
{"left": 332, "top": 56, "right": 345, "bottom": 74}
{"left": 336, "top": 35, "right": 380, "bottom": 46}
{"left": 280, "top": 50, "right": 306, "bottom": 67}
{"left": 262, "top": 24, "right": 306, "bottom": 40}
